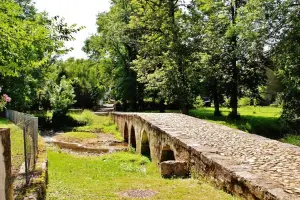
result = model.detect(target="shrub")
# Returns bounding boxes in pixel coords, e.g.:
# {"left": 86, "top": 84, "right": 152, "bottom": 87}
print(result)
{"left": 49, "top": 76, "right": 76, "bottom": 120}
{"left": 193, "top": 96, "right": 204, "bottom": 109}
{"left": 238, "top": 97, "right": 251, "bottom": 107}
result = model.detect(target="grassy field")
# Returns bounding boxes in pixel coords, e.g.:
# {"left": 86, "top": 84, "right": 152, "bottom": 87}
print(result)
{"left": 190, "top": 106, "right": 282, "bottom": 139}
{"left": 0, "top": 118, "right": 24, "bottom": 176}
{"left": 69, "top": 110, "right": 121, "bottom": 139}
{"left": 46, "top": 149, "right": 239, "bottom": 200}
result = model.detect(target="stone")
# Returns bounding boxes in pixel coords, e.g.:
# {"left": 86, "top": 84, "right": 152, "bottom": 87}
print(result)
{"left": 160, "top": 161, "right": 189, "bottom": 178}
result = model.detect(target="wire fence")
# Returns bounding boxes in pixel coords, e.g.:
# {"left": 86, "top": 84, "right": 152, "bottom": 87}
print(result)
{"left": 5, "top": 109, "right": 38, "bottom": 184}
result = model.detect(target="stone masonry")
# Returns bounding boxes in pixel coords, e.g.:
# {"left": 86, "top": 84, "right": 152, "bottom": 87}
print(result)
{"left": 0, "top": 128, "right": 12, "bottom": 200}
{"left": 112, "top": 112, "right": 300, "bottom": 200}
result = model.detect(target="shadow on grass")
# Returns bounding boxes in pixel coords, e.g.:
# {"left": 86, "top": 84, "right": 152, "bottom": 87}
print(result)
{"left": 189, "top": 109, "right": 282, "bottom": 139}
{"left": 37, "top": 115, "right": 85, "bottom": 135}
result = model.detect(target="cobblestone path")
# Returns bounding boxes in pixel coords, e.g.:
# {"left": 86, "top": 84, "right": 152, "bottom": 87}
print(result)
{"left": 135, "top": 113, "right": 300, "bottom": 199}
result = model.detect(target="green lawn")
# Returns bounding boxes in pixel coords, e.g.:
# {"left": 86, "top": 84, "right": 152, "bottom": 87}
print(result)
{"left": 69, "top": 110, "right": 121, "bottom": 140}
{"left": 0, "top": 118, "right": 24, "bottom": 176}
{"left": 46, "top": 149, "right": 239, "bottom": 200}
{"left": 189, "top": 106, "right": 282, "bottom": 139}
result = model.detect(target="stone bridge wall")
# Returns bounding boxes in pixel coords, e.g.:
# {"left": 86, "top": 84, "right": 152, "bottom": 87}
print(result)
{"left": 112, "top": 113, "right": 190, "bottom": 164}
{"left": 0, "top": 128, "right": 12, "bottom": 200}
{"left": 111, "top": 112, "right": 300, "bottom": 200}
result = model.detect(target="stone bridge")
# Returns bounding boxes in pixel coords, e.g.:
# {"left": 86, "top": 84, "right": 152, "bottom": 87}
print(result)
{"left": 112, "top": 112, "right": 300, "bottom": 200}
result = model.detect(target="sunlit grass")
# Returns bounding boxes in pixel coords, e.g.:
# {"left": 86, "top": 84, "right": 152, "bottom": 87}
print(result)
{"left": 69, "top": 110, "right": 121, "bottom": 140}
{"left": 189, "top": 106, "right": 282, "bottom": 139}
{"left": 46, "top": 149, "right": 240, "bottom": 200}
{"left": 0, "top": 118, "right": 24, "bottom": 176}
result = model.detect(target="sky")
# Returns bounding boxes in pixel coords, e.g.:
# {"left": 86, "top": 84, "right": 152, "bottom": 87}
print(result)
{"left": 34, "top": 0, "right": 111, "bottom": 59}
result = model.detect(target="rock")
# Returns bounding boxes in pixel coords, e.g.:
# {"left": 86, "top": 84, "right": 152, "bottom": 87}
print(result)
{"left": 160, "top": 161, "right": 189, "bottom": 178}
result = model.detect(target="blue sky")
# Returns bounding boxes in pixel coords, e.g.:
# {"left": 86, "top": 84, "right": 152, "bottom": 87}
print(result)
{"left": 34, "top": 0, "right": 111, "bottom": 59}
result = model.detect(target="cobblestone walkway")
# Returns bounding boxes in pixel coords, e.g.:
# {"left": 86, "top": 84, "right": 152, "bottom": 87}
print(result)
{"left": 135, "top": 113, "right": 300, "bottom": 199}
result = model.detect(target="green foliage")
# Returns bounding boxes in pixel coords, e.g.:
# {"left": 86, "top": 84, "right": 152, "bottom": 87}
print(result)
{"left": 193, "top": 96, "right": 204, "bottom": 109}
{"left": 130, "top": 0, "right": 202, "bottom": 113}
{"left": 59, "top": 58, "right": 106, "bottom": 108}
{"left": 196, "top": 0, "right": 269, "bottom": 118}
{"left": 270, "top": 0, "right": 300, "bottom": 134}
{"left": 0, "top": 0, "right": 82, "bottom": 111}
{"left": 83, "top": 0, "right": 143, "bottom": 111}
{"left": 49, "top": 76, "right": 76, "bottom": 118}
{"left": 238, "top": 98, "right": 251, "bottom": 107}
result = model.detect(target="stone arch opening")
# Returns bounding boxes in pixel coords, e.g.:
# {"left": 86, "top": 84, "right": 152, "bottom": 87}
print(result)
{"left": 160, "top": 145, "right": 175, "bottom": 162}
{"left": 141, "top": 131, "right": 151, "bottom": 158}
{"left": 130, "top": 126, "right": 136, "bottom": 149}
{"left": 124, "top": 122, "right": 129, "bottom": 143}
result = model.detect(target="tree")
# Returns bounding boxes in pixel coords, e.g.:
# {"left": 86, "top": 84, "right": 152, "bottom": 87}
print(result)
{"left": 60, "top": 58, "right": 106, "bottom": 108}
{"left": 196, "top": 0, "right": 268, "bottom": 118}
{"left": 130, "top": 0, "right": 203, "bottom": 114}
{"left": 266, "top": 0, "right": 300, "bottom": 134}
{"left": 0, "top": 0, "right": 82, "bottom": 111}
{"left": 84, "top": 0, "right": 144, "bottom": 111}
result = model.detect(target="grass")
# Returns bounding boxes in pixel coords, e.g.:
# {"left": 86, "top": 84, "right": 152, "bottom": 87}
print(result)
{"left": 46, "top": 149, "right": 239, "bottom": 200}
{"left": 281, "top": 135, "right": 300, "bottom": 146}
{"left": 69, "top": 110, "right": 122, "bottom": 140}
{"left": 189, "top": 106, "right": 282, "bottom": 139}
{"left": 0, "top": 118, "right": 24, "bottom": 176}
{"left": 55, "top": 132, "right": 98, "bottom": 143}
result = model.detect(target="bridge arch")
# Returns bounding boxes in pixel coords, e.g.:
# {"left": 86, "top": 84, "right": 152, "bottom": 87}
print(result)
{"left": 141, "top": 130, "right": 151, "bottom": 159}
{"left": 130, "top": 125, "right": 136, "bottom": 149}
{"left": 160, "top": 145, "right": 175, "bottom": 162}
{"left": 123, "top": 122, "right": 129, "bottom": 143}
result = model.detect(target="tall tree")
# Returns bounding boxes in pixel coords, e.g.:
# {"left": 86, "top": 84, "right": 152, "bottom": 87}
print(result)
{"left": 266, "top": 0, "right": 300, "bottom": 134}
{"left": 196, "top": 0, "right": 268, "bottom": 118}
{"left": 131, "top": 0, "right": 202, "bottom": 114}
{"left": 84, "top": 0, "right": 144, "bottom": 111}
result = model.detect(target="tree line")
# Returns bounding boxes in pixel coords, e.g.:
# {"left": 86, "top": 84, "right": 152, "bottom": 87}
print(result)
{"left": 1, "top": 0, "right": 299, "bottom": 134}
{"left": 83, "top": 0, "right": 299, "bottom": 134}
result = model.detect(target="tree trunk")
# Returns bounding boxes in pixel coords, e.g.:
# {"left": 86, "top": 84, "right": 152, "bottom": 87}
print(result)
{"left": 181, "top": 106, "right": 189, "bottom": 115}
{"left": 213, "top": 90, "right": 221, "bottom": 116}
{"left": 159, "top": 99, "right": 165, "bottom": 113}
{"left": 229, "top": 0, "right": 240, "bottom": 119}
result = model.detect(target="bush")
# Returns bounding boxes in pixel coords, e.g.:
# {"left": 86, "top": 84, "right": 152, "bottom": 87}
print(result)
{"left": 193, "top": 96, "right": 204, "bottom": 109}
{"left": 49, "top": 76, "right": 76, "bottom": 120}
{"left": 238, "top": 97, "right": 251, "bottom": 107}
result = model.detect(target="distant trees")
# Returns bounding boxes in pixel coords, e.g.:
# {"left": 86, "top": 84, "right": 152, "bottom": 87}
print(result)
{"left": 1, "top": 0, "right": 300, "bottom": 134}
{"left": 58, "top": 58, "right": 106, "bottom": 108}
